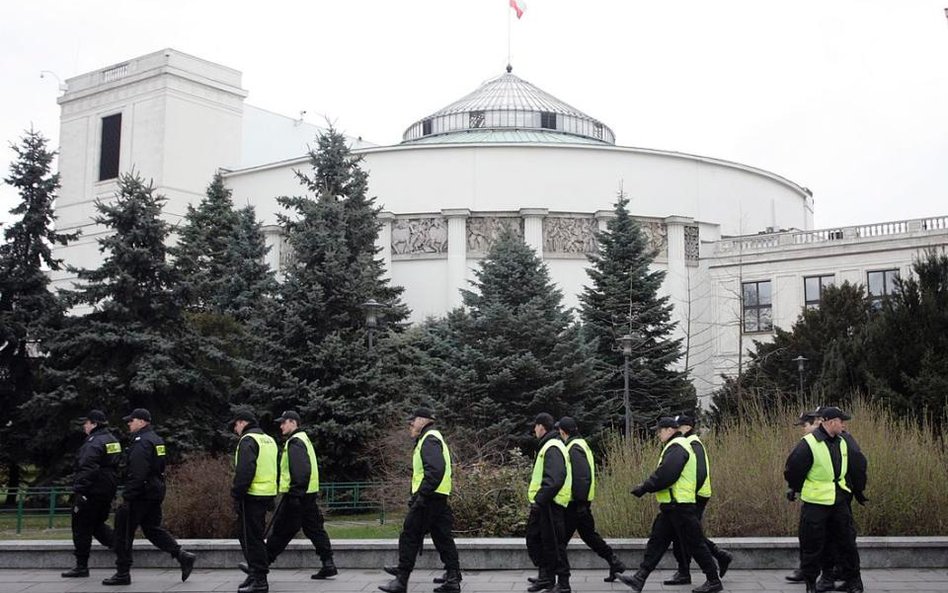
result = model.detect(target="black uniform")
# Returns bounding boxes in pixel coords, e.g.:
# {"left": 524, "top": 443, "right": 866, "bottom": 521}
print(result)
{"left": 562, "top": 437, "right": 617, "bottom": 565}
{"left": 785, "top": 426, "right": 867, "bottom": 586}
{"left": 633, "top": 438, "right": 719, "bottom": 583}
{"left": 71, "top": 426, "right": 121, "bottom": 567}
{"left": 113, "top": 425, "right": 183, "bottom": 572}
{"left": 395, "top": 424, "right": 459, "bottom": 576}
{"left": 266, "top": 429, "right": 333, "bottom": 564}
{"left": 525, "top": 430, "right": 570, "bottom": 582}
{"left": 233, "top": 426, "right": 276, "bottom": 576}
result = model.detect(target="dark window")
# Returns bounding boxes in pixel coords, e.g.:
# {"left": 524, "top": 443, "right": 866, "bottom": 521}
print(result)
{"left": 469, "top": 111, "right": 485, "bottom": 128}
{"left": 422, "top": 118, "right": 433, "bottom": 136}
{"left": 804, "top": 274, "right": 835, "bottom": 310}
{"left": 867, "top": 269, "right": 899, "bottom": 311}
{"left": 593, "top": 123, "right": 603, "bottom": 139}
{"left": 540, "top": 111, "right": 557, "bottom": 130}
{"left": 742, "top": 280, "right": 773, "bottom": 333}
{"left": 99, "top": 114, "right": 122, "bottom": 181}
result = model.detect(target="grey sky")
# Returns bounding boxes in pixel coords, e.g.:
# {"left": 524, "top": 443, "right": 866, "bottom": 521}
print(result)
{"left": 1, "top": 0, "right": 947, "bottom": 231}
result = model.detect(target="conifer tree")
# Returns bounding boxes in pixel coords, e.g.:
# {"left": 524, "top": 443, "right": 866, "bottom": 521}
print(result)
{"left": 580, "top": 191, "right": 693, "bottom": 427}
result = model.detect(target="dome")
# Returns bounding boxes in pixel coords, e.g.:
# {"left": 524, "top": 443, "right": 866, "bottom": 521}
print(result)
{"left": 402, "top": 68, "right": 615, "bottom": 145}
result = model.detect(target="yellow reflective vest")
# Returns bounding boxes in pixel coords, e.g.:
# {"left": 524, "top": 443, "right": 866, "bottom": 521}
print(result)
{"left": 566, "top": 437, "right": 596, "bottom": 501}
{"left": 528, "top": 437, "right": 572, "bottom": 507}
{"left": 411, "top": 429, "right": 452, "bottom": 496}
{"left": 236, "top": 432, "right": 278, "bottom": 497}
{"left": 655, "top": 436, "right": 697, "bottom": 504}
{"left": 279, "top": 431, "right": 319, "bottom": 494}
{"left": 800, "top": 433, "right": 850, "bottom": 505}
{"left": 682, "top": 433, "right": 712, "bottom": 498}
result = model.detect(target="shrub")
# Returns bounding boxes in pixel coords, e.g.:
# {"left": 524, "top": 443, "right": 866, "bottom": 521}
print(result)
{"left": 163, "top": 454, "right": 236, "bottom": 538}
{"left": 449, "top": 450, "right": 531, "bottom": 537}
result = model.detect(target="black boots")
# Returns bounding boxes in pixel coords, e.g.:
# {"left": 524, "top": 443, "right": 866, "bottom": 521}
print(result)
{"left": 842, "top": 577, "right": 865, "bottom": 593}
{"left": 379, "top": 572, "right": 409, "bottom": 593}
{"left": 691, "top": 578, "right": 723, "bottom": 593}
{"left": 102, "top": 571, "right": 131, "bottom": 586}
{"left": 787, "top": 569, "right": 806, "bottom": 582}
{"left": 715, "top": 549, "right": 733, "bottom": 578}
{"left": 311, "top": 559, "right": 338, "bottom": 579}
{"left": 604, "top": 555, "right": 628, "bottom": 582}
{"left": 238, "top": 575, "right": 269, "bottom": 593}
{"left": 433, "top": 569, "right": 462, "bottom": 593}
{"left": 546, "top": 574, "right": 570, "bottom": 593}
{"left": 617, "top": 569, "right": 649, "bottom": 592}
{"left": 663, "top": 571, "right": 692, "bottom": 585}
{"left": 527, "top": 569, "right": 554, "bottom": 593}
{"left": 178, "top": 550, "right": 197, "bottom": 582}
{"left": 61, "top": 565, "right": 89, "bottom": 578}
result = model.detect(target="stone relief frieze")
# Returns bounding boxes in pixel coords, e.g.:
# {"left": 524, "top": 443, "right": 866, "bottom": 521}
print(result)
{"left": 639, "top": 220, "right": 668, "bottom": 259}
{"left": 684, "top": 225, "right": 700, "bottom": 261}
{"left": 467, "top": 217, "right": 523, "bottom": 252}
{"left": 543, "top": 217, "right": 599, "bottom": 254}
{"left": 391, "top": 217, "right": 448, "bottom": 255}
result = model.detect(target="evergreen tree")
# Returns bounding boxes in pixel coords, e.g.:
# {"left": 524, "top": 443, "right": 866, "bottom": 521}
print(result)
{"left": 0, "top": 129, "right": 77, "bottom": 486}
{"left": 421, "top": 226, "right": 609, "bottom": 444}
{"left": 580, "top": 191, "right": 693, "bottom": 428}
{"left": 25, "top": 173, "right": 233, "bottom": 477}
{"left": 258, "top": 126, "right": 411, "bottom": 481}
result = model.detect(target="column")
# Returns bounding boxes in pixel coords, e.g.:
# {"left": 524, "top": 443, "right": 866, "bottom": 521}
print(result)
{"left": 664, "top": 216, "right": 693, "bottom": 371}
{"left": 520, "top": 208, "right": 548, "bottom": 257}
{"left": 377, "top": 211, "right": 394, "bottom": 280}
{"left": 442, "top": 209, "right": 470, "bottom": 310}
{"left": 594, "top": 209, "right": 617, "bottom": 233}
{"left": 260, "top": 224, "right": 284, "bottom": 279}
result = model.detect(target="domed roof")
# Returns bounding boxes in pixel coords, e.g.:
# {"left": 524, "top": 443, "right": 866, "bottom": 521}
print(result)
{"left": 402, "top": 68, "right": 615, "bottom": 145}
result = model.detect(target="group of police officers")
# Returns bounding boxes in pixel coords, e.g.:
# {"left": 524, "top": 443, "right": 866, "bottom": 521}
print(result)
{"left": 63, "top": 403, "right": 867, "bottom": 593}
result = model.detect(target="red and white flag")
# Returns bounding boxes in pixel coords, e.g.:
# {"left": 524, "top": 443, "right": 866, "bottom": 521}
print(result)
{"left": 510, "top": 0, "right": 526, "bottom": 19}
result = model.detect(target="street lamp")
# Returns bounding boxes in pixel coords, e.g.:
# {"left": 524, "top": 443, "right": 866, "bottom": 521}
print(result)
{"left": 361, "top": 299, "right": 386, "bottom": 351}
{"left": 792, "top": 355, "right": 807, "bottom": 398}
{"left": 617, "top": 332, "right": 641, "bottom": 437}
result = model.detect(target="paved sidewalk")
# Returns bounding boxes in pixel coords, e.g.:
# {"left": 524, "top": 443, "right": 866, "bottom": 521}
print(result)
{"left": 1, "top": 569, "right": 947, "bottom": 593}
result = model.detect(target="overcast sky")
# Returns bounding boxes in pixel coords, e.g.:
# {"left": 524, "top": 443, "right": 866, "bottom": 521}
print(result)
{"left": 1, "top": 0, "right": 947, "bottom": 231}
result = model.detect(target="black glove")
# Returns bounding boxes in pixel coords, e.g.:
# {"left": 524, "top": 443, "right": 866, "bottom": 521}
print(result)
{"left": 786, "top": 488, "right": 797, "bottom": 502}
{"left": 412, "top": 493, "right": 428, "bottom": 509}
{"left": 631, "top": 484, "right": 647, "bottom": 498}
{"left": 854, "top": 492, "right": 869, "bottom": 506}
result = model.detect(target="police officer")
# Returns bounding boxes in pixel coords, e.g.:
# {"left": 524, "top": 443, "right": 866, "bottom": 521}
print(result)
{"left": 665, "top": 413, "right": 732, "bottom": 586}
{"left": 525, "top": 413, "right": 571, "bottom": 593}
{"left": 619, "top": 416, "right": 721, "bottom": 593}
{"left": 785, "top": 406, "right": 867, "bottom": 593}
{"left": 232, "top": 409, "right": 279, "bottom": 593}
{"left": 62, "top": 410, "right": 121, "bottom": 578}
{"left": 556, "top": 416, "right": 627, "bottom": 583}
{"left": 380, "top": 408, "right": 460, "bottom": 593}
{"left": 103, "top": 409, "right": 196, "bottom": 586}
{"left": 265, "top": 410, "right": 337, "bottom": 579}
{"left": 785, "top": 409, "right": 828, "bottom": 584}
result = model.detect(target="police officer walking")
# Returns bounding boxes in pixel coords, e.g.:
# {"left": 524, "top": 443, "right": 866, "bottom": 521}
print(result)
{"left": 619, "top": 416, "right": 721, "bottom": 593}
{"left": 231, "top": 410, "right": 279, "bottom": 593}
{"left": 261, "top": 410, "right": 337, "bottom": 579}
{"left": 784, "top": 406, "right": 868, "bottom": 593}
{"left": 665, "top": 413, "right": 732, "bottom": 586}
{"left": 555, "top": 416, "right": 627, "bottom": 583}
{"left": 62, "top": 410, "right": 121, "bottom": 578}
{"left": 103, "top": 409, "right": 196, "bottom": 586}
{"left": 786, "top": 409, "right": 828, "bottom": 584}
{"left": 380, "top": 408, "right": 461, "bottom": 593}
{"left": 525, "top": 413, "right": 571, "bottom": 593}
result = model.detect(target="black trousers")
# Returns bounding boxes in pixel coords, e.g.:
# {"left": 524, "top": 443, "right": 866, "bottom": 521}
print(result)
{"left": 525, "top": 503, "right": 570, "bottom": 578}
{"left": 396, "top": 494, "right": 460, "bottom": 575}
{"left": 799, "top": 499, "right": 860, "bottom": 582}
{"left": 113, "top": 499, "right": 181, "bottom": 571}
{"left": 564, "top": 500, "right": 614, "bottom": 561}
{"left": 71, "top": 494, "right": 115, "bottom": 565}
{"left": 641, "top": 503, "right": 717, "bottom": 579}
{"left": 671, "top": 496, "right": 724, "bottom": 573}
{"left": 238, "top": 496, "right": 273, "bottom": 575}
{"left": 266, "top": 493, "right": 334, "bottom": 563}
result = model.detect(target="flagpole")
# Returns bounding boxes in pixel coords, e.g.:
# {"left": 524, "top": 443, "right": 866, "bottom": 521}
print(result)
{"left": 507, "top": 1, "right": 512, "bottom": 69}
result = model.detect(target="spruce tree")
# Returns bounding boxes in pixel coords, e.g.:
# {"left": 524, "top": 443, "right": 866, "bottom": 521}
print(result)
{"left": 580, "top": 191, "right": 693, "bottom": 428}
{"left": 0, "top": 129, "right": 76, "bottom": 486}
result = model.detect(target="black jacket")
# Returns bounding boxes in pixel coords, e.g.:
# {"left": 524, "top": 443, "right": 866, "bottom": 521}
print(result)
{"left": 73, "top": 425, "right": 121, "bottom": 499}
{"left": 414, "top": 423, "right": 447, "bottom": 497}
{"left": 122, "top": 425, "right": 167, "bottom": 501}
{"left": 533, "top": 430, "right": 567, "bottom": 506}
{"left": 640, "top": 437, "right": 690, "bottom": 496}
{"left": 565, "top": 437, "right": 593, "bottom": 502}
{"left": 233, "top": 425, "right": 274, "bottom": 499}
{"left": 682, "top": 430, "right": 709, "bottom": 498}
{"left": 282, "top": 429, "right": 313, "bottom": 498}
{"left": 784, "top": 426, "right": 868, "bottom": 502}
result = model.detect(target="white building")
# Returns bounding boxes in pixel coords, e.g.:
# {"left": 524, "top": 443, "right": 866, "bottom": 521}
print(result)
{"left": 51, "top": 49, "right": 948, "bottom": 401}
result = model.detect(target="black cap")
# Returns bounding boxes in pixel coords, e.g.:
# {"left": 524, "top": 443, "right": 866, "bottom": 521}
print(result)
{"left": 793, "top": 409, "right": 820, "bottom": 426}
{"left": 675, "top": 413, "right": 697, "bottom": 427}
{"left": 275, "top": 410, "right": 301, "bottom": 423}
{"left": 533, "top": 412, "right": 555, "bottom": 430}
{"left": 408, "top": 407, "right": 435, "bottom": 421}
{"left": 556, "top": 416, "right": 578, "bottom": 434}
{"left": 229, "top": 409, "right": 257, "bottom": 426}
{"left": 122, "top": 408, "right": 151, "bottom": 423}
{"left": 818, "top": 406, "right": 851, "bottom": 421}
{"left": 79, "top": 410, "right": 108, "bottom": 424}
{"left": 651, "top": 416, "right": 680, "bottom": 430}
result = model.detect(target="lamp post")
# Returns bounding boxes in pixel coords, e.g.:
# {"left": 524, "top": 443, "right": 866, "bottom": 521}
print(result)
{"left": 361, "top": 299, "right": 386, "bottom": 352}
{"left": 792, "top": 355, "right": 807, "bottom": 398}
{"left": 617, "top": 333, "right": 640, "bottom": 436}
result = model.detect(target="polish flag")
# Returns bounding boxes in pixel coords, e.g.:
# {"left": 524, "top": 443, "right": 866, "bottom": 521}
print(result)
{"left": 510, "top": 0, "right": 526, "bottom": 19}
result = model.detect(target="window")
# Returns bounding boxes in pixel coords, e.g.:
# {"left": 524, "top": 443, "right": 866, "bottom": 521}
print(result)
{"left": 804, "top": 274, "right": 835, "bottom": 310}
{"left": 593, "top": 122, "right": 603, "bottom": 140}
{"left": 867, "top": 269, "right": 899, "bottom": 311}
{"left": 422, "top": 118, "right": 433, "bottom": 136}
{"left": 742, "top": 280, "right": 773, "bottom": 333}
{"left": 469, "top": 111, "right": 485, "bottom": 128}
{"left": 540, "top": 111, "right": 557, "bottom": 130}
{"left": 98, "top": 113, "right": 122, "bottom": 181}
